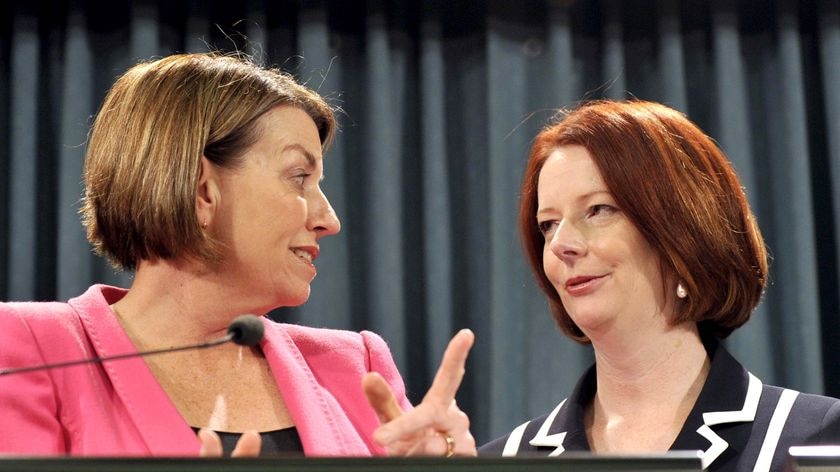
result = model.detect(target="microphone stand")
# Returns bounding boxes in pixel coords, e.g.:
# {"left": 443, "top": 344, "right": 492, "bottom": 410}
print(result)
{"left": 0, "top": 335, "right": 233, "bottom": 376}
{"left": 0, "top": 314, "right": 263, "bottom": 377}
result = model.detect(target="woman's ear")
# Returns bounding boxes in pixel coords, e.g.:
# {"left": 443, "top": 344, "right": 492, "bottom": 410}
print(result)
{"left": 196, "top": 156, "right": 220, "bottom": 228}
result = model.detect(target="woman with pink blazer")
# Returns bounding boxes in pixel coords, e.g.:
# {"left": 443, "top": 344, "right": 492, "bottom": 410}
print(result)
{"left": 0, "top": 53, "right": 473, "bottom": 458}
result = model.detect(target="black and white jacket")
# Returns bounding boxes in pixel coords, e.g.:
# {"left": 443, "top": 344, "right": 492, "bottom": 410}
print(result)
{"left": 479, "top": 340, "right": 840, "bottom": 471}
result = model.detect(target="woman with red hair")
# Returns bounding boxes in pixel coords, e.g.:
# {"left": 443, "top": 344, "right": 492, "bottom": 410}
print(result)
{"left": 477, "top": 100, "right": 840, "bottom": 470}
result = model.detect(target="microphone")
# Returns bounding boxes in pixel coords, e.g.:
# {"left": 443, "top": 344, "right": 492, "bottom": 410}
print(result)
{"left": 0, "top": 314, "right": 265, "bottom": 377}
{"left": 226, "top": 314, "right": 265, "bottom": 347}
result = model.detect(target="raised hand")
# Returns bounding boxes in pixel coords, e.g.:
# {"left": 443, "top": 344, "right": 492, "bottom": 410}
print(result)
{"left": 363, "top": 329, "right": 476, "bottom": 456}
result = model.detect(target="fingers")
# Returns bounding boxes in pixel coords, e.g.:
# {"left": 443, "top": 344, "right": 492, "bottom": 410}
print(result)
{"left": 363, "top": 371, "right": 405, "bottom": 424}
{"left": 424, "top": 329, "right": 474, "bottom": 405}
{"left": 373, "top": 329, "right": 475, "bottom": 447}
{"left": 450, "top": 429, "right": 478, "bottom": 457}
{"left": 410, "top": 429, "right": 477, "bottom": 457}
{"left": 416, "top": 408, "right": 476, "bottom": 457}
{"left": 231, "top": 430, "right": 262, "bottom": 457}
{"left": 197, "top": 428, "right": 222, "bottom": 457}
{"left": 197, "top": 428, "right": 261, "bottom": 457}
{"left": 387, "top": 407, "right": 477, "bottom": 457}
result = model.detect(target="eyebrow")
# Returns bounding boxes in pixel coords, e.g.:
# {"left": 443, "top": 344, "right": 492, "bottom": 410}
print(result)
{"left": 282, "top": 143, "right": 325, "bottom": 181}
{"left": 536, "top": 190, "right": 612, "bottom": 216}
{"left": 282, "top": 143, "right": 319, "bottom": 167}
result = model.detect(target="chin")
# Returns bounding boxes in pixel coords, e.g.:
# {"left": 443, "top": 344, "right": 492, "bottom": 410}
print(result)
{"left": 283, "top": 287, "right": 312, "bottom": 307}
{"left": 567, "top": 309, "right": 611, "bottom": 331}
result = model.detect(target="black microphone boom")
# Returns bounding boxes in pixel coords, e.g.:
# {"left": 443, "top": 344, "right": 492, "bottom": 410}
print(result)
{"left": 0, "top": 314, "right": 265, "bottom": 377}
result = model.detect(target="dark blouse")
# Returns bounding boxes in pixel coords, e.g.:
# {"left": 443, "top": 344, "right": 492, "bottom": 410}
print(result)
{"left": 192, "top": 427, "right": 304, "bottom": 457}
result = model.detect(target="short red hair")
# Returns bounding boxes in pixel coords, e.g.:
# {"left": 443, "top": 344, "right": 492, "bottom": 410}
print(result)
{"left": 519, "top": 100, "right": 768, "bottom": 343}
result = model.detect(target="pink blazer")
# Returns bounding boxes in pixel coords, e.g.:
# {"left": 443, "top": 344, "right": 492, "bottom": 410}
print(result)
{"left": 0, "top": 285, "right": 411, "bottom": 456}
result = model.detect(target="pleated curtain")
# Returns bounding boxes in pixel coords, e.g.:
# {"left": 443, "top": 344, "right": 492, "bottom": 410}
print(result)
{"left": 1, "top": 0, "right": 839, "bottom": 443}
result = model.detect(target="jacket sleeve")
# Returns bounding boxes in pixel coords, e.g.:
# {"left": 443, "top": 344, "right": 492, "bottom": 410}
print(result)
{"left": 816, "top": 398, "right": 840, "bottom": 444}
{"left": 0, "top": 304, "right": 66, "bottom": 453}
{"left": 360, "top": 330, "right": 413, "bottom": 412}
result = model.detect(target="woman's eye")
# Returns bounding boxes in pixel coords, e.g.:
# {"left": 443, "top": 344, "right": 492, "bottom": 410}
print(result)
{"left": 292, "top": 173, "right": 309, "bottom": 186}
{"left": 589, "top": 204, "right": 615, "bottom": 217}
{"left": 538, "top": 220, "right": 557, "bottom": 236}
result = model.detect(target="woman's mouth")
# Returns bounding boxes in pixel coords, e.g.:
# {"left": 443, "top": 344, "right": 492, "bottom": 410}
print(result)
{"left": 564, "top": 274, "right": 607, "bottom": 296}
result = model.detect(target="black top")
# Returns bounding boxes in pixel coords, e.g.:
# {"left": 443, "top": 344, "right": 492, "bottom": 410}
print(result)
{"left": 191, "top": 427, "right": 304, "bottom": 457}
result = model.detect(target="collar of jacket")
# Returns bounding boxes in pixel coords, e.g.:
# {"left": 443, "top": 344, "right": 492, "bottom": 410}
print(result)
{"left": 523, "top": 339, "right": 762, "bottom": 469}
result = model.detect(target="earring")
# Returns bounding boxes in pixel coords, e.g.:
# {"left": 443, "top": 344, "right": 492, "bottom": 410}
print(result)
{"left": 676, "top": 282, "right": 687, "bottom": 299}
{"left": 202, "top": 220, "right": 208, "bottom": 229}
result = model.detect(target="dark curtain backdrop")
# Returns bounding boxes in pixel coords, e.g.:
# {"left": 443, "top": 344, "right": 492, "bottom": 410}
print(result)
{"left": 1, "top": 0, "right": 839, "bottom": 445}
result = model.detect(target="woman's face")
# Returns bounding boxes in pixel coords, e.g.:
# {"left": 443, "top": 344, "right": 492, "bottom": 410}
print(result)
{"left": 536, "top": 145, "right": 670, "bottom": 340}
{"left": 211, "top": 105, "right": 340, "bottom": 311}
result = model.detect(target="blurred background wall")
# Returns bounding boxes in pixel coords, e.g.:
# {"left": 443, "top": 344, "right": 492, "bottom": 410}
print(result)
{"left": 1, "top": 0, "right": 839, "bottom": 444}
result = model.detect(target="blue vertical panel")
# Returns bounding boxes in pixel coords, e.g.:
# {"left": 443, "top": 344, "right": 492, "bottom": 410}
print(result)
{"left": 710, "top": 0, "right": 774, "bottom": 383}
{"left": 365, "top": 1, "right": 406, "bottom": 370}
{"left": 184, "top": 0, "right": 210, "bottom": 53}
{"left": 0, "top": 6, "right": 9, "bottom": 300}
{"left": 451, "top": 30, "right": 492, "bottom": 442}
{"left": 245, "top": 0, "right": 267, "bottom": 60}
{"left": 296, "top": 3, "right": 353, "bottom": 330}
{"left": 57, "top": 9, "right": 94, "bottom": 301}
{"left": 547, "top": 3, "right": 578, "bottom": 106}
{"left": 8, "top": 13, "right": 38, "bottom": 301}
{"left": 657, "top": 0, "right": 688, "bottom": 111}
{"left": 771, "top": 0, "right": 823, "bottom": 393}
{"left": 601, "top": 0, "right": 625, "bottom": 99}
{"left": 821, "top": 0, "right": 840, "bottom": 327}
{"left": 711, "top": 0, "right": 759, "bottom": 199}
{"left": 131, "top": 1, "right": 159, "bottom": 61}
{"left": 420, "top": 15, "right": 454, "bottom": 366}
{"left": 486, "top": 2, "right": 531, "bottom": 438}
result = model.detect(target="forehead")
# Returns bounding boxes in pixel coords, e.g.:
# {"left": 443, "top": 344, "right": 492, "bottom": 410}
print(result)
{"left": 537, "top": 145, "right": 606, "bottom": 197}
{"left": 254, "top": 105, "right": 323, "bottom": 163}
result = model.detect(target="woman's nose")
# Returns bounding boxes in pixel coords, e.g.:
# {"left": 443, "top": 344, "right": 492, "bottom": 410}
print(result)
{"left": 309, "top": 189, "right": 341, "bottom": 237}
{"left": 547, "top": 221, "right": 586, "bottom": 263}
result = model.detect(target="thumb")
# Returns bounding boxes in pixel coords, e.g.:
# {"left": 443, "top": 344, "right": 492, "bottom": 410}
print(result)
{"left": 363, "top": 371, "right": 404, "bottom": 424}
{"left": 197, "top": 428, "right": 222, "bottom": 457}
{"left": 231, "top": 430, "right": 262, "bottom": 457}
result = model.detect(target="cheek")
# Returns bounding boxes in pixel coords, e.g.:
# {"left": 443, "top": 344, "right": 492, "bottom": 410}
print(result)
{"left": 274, "top": 195, "right": 308, "bottom": 225}
{"left": 633, "top": 252, "right": 666, "bottom": 294}
{"left": 624, "top": 234, "right": 661, "bottom": 275}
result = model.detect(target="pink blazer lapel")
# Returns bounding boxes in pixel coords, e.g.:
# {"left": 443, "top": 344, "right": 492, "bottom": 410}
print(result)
{"left": 71, "top": 286, "right": 200, "bottom": 455}
{"left": 260, "top": 319, "right": 371, "bottom": 456}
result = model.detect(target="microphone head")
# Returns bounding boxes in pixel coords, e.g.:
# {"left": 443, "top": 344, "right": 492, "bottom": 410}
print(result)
{"left": 228, "top": 315, "right": 265, "bottom": 347}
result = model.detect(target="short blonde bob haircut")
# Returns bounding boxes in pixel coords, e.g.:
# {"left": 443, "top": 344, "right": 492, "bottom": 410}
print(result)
{"left": 81, "top": 53, "right": 336, "bottom": 271}
{"left": 519, "top": 100, "right": 768, "bottom": 343}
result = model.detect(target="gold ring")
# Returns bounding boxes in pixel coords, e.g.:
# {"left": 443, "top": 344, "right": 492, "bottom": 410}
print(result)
{"left": 443, "top": 432, "right": 456, "bottom": 457}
